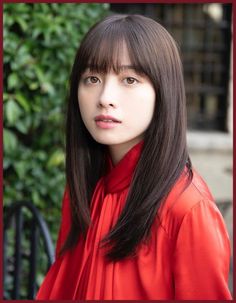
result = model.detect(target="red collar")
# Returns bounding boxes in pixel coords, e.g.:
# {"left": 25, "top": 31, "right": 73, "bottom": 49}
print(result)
{"left": 104, "top": 141, "right": 144, "bottom": 194}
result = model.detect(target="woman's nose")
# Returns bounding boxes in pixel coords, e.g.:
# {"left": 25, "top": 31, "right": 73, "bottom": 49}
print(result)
{"left": 98, "top": 78, "right": 118, "bottom": 108}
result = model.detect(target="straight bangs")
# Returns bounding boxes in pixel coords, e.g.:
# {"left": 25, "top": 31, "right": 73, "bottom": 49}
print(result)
{"left": 76, "top": 16, "right": 153, "bottom": 80}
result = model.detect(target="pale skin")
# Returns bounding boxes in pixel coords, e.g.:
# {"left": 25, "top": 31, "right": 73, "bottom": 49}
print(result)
{"left": 78, "top": 47, "right": 156, "bottom": 165}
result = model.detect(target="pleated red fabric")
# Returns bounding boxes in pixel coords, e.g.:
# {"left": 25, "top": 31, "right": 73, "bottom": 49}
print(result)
{"left": 36, "top": 141, "right": 232, "bottom": 300}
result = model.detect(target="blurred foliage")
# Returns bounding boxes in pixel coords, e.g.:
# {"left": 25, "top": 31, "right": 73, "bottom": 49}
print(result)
{"left": 4, "top": 3, "right": 110, "bottom": 299}
{"left": 4, "top": 3, "right": 109, "bottom": 253}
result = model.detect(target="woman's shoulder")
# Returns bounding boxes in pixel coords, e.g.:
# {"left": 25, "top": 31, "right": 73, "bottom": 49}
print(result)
{"left": 172, "top": 168, "right": 215, "bottom": 212}
{"left": 157, "top": 168, "right": 220, "bottom": 238}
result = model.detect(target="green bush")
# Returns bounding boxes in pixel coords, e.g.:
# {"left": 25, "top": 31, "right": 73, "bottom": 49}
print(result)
{"left": 4, "top": 3, "right": 110, "bottom": 299}
{"left": 3, "top": 3, "right": 110, "bottom": 245}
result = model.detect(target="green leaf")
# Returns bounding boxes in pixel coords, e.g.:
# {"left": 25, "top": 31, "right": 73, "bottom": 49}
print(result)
{"left": 5, "top": 99, "right": 22, "bottom": 124}
{"left": 15, "top": 120, "right": 29, "bottom": 134}
{"left": 15, "top": 161, "right": 27, "bottom": 178}
{"left": 34, "top": 66, "right": 45, "bottom": 83}
{"left": 3, "top": 93, "right": 9, "bottom": 102}
{"left": 15, "top": 93, "right": 30, "bottom": 112}
{"left": 8, "top": 73, "right": 19, "bottom": 89}
{"left": 15, "top": 16, "right": 28, "bottom": 32}
{"left": 3, "top": 128, "right": 18, "bottom": 153}
{"left": 3, "top": 157, "right": 11, "bottom": 170}
{"left": 47, "top": 149, "right": 65, "bottom": 168}
{"left": 32, "top": 190, "right": 41, "bottom": 206}
{"left": 29, "top": 82, "right": 39, "bottom": 90}
{"left": 40, "top": 82, "right": 55, "bottom": 95}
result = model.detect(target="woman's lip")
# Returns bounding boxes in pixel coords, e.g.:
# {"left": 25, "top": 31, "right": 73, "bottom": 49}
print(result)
{"left": 95, "top": 120, "right": 120, "bottom": 129}
{"left": 94, "top": 115, "right": 121, "bottom": 123}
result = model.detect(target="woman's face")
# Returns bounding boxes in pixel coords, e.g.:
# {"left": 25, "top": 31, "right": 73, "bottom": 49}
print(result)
{"left": 78, "top": 47, "right": 155, "bottom": 159}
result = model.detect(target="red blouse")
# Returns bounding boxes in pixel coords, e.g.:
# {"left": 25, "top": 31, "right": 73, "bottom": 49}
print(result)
{"left": 36, "top": 142, "right": 232, "bottom": 300}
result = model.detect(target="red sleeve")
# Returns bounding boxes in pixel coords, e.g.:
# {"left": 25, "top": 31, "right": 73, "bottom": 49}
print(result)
{"left": 173, "top": 199, "right": 232, "bottom": 300}
{"left": 55, "top": 187, "right": 71, "bottom": 258}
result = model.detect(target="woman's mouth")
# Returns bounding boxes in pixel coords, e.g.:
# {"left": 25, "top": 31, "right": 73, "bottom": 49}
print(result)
{"left": 94, "top": 115, "right": 121, "bottom": 129}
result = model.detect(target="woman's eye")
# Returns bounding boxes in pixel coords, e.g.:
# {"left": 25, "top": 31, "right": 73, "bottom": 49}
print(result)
{"left": 124, "top": 77, "right": 138, "bottom": 85}
{"left": 84, "top": 76, "right": 100, "bottom": 84}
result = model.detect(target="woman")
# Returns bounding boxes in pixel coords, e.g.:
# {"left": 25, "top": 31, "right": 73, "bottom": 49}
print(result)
{"left": 36, "top": 14, "right": 232, "bottom": 300}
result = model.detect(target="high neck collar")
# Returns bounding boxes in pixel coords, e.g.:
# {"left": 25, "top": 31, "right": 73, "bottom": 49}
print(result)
{"left": 104, "top": 140, "right": 144, "bottom": 194}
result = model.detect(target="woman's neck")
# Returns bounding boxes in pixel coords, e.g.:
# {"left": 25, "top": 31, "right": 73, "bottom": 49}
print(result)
{"left": 108, "top": 137, "right": 143, "bottom": 165}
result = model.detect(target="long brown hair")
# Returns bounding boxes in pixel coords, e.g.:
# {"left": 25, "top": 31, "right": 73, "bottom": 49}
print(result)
{"left": 62, "top": 14, "right": 192, "bottom": 260}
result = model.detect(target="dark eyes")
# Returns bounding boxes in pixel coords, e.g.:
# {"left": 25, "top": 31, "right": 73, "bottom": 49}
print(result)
{"left": 84, "top": 76, "right": 100, "bottom": 84}
{"left": 124, "top": 77, "right": 138, "bottom": 85}
{"left": 82, "top": 76, "right": 139, "bottom": 86}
